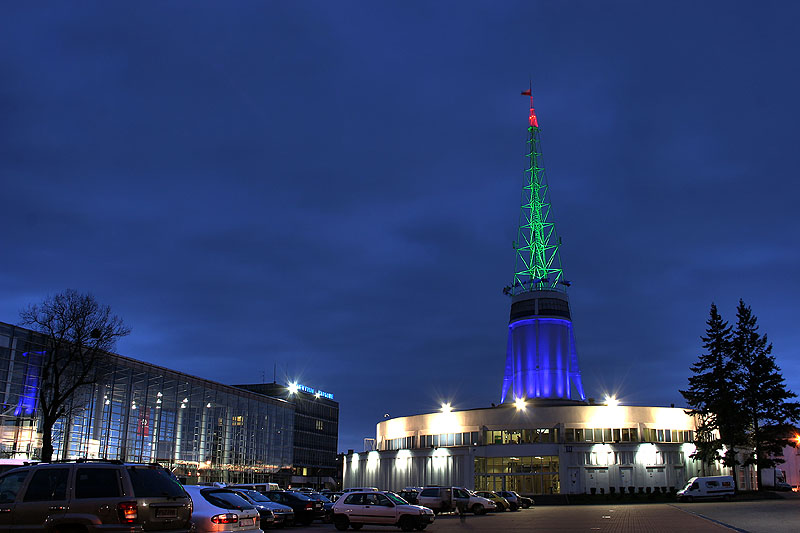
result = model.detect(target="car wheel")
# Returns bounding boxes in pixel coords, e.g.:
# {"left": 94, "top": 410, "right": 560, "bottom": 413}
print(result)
{"left": 723, "top": 495, "right": 732, "bottom": 502}
{"left": 686, "top": 496, "right": 694, "bottom": 503}
{"left": 399, "top": 516, "right": 415, "bottom": 532}
{"left": 414, "top": 524, "right": 427, "bottom": 531}
{"left": 333, "top": 515, "right": 350, "bottom": 531}
{"left": 471, "top": 504, "right": 485, "bottom": 515}
{"left": 510, "top": 503, "right": 519, "bottom": 511}
{"left": 351, "top": 524, "right": 363, "bottom": 531}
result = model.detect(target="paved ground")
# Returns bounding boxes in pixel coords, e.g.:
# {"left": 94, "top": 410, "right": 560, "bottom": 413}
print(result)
{"left": 285, "top": 497, "right": 800, "bottom": 532}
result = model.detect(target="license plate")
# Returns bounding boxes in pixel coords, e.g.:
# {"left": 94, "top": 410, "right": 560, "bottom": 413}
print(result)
{"left": 239, "top": 517, "right": 255, "bottom": 527}
{"left": 155, "top": 508, "right": 177, "bottom": 518}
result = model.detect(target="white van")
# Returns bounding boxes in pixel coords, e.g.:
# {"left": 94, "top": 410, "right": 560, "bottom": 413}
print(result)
{"left": 677, "top": 476, "right": 735, "bottom": 502}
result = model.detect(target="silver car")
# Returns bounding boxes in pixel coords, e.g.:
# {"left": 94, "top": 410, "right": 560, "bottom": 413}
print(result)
{"left": 183, "top": 485, "right": 261, "bottom": 532}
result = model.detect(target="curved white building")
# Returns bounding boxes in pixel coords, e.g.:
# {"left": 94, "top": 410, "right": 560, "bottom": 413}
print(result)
{"left": 343, "top": 401, "right": 728, "bottom": 495}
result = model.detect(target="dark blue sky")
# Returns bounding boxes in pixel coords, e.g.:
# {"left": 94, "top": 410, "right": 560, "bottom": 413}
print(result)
{"left": 2, "top": 2, "right": 798, "bottom": 453}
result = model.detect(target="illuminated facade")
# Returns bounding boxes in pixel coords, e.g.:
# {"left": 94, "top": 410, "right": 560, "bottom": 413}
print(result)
{"left": 343, "top": 403, "right": 757, "bottom": 494}
{"left": 0, "top": 322, "right": 294, "bottom": 484}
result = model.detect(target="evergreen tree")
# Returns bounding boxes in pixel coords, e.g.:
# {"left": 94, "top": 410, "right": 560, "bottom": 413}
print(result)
{"left": 732, "top": 299, "right": 800, "bottom": 490}
{"left": 681, "top": 303, "right": 743, "bottom": 480}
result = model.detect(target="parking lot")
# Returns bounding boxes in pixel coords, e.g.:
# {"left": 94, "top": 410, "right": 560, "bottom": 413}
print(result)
{"left": 287, "top": 497, "right": 800, "bottom": 533}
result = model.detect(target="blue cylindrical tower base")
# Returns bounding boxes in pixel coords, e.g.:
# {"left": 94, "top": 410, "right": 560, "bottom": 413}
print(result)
{"left": 500, "top": 290, "right": 586, "bottom": 403}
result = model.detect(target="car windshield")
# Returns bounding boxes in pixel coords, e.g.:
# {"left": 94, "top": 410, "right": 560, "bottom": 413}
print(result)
{"left": 386, "top": 492, "right": 408, "bottom": 505}
{"left": 286, "top": 492, "right": 312, "bottom": 501}
{"left": 127, "top": 467, "right": 186, "bottom": 498}
{"left": 240, "top": 489, "right": 272, "bottom": 503}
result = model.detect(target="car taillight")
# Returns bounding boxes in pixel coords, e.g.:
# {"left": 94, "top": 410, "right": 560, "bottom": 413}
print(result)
{"left": 117, "top": 502, "right": 138, "bottom": 523}
{"left": 305, "top": 502, "right": 313, "bottom": 510}
{"left": 211, "top": 513, "right": 239, "bottom": 524}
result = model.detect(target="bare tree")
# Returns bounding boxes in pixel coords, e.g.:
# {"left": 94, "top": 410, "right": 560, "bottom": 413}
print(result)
{"left": 19, "top": 289, "right": 130, "bottom": 463}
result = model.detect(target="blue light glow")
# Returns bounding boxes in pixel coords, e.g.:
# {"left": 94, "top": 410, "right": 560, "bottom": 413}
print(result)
{"left": 500, "top": 318, "right": 585, "bottom": 403}
{"left": 15, "top": 351, "right": 44, "bottom": 417}
{"left": 291, "top": 382, "right": 333, "bottom": 400}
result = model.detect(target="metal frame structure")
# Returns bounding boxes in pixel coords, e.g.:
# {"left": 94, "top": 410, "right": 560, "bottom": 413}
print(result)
{"left": 509, "top": 94, "right": 566, "bottom": 295}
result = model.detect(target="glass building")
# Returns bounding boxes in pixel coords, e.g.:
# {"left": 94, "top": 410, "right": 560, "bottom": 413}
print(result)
{"left": 236, "top": 382, "right": 339, "bottom": 488}
{"left": 0, "top": 322, "right": 294, "bottom": 484}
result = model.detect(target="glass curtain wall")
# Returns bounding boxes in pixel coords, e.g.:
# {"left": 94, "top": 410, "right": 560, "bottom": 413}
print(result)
{"left": 474, "top": 455, "right": 561, "bottom": 495}
{"left": 0, "top": 323, "right": 294, "bottom": 484}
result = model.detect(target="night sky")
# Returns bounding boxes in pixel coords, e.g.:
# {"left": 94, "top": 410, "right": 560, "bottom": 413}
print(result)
{"left": 2, "top": 2, "right": 799, "bottom": 454}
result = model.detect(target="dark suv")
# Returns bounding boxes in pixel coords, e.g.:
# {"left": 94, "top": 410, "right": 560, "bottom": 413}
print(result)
{"left": 0, "top": 459, "right": 192, "bottom": 532}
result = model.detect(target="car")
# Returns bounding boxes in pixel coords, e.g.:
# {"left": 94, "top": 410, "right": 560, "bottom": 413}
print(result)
{"left": 183, "top": 485, "right": 262, "bottom": 532}
{"left": 227, "top": 487, "right": 295, "bottom": 528}
{"left": 305, "top": 492, "right": 335, "bottom": 522}
{"left": 396, "top": 490, "right": 419, "bottom": 504}
{"left": 0, "top": 459, "right": 193, "bottom": 532}
{"left": 332, "top": 490, "right": 435, "bottom": 531}
{"left": 416, "top": 486, "right": 495, "bottom": 515}
{"left": 474, "top": 490, "right": 510, "bottom": 511}
{"left": 497, "top": 490, "right": 532, "bottom": 510}
{"left": 326, "top": 491, "right": 344, "bottom": 502}
{"left": 263, "top": 490, "right": 325, "bottom": 526}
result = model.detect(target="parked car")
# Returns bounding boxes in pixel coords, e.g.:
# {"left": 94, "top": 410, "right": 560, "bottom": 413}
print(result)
{"left": 416, "top": 486, "right": 495, "bottom": 514}
{"left": 677, "top": 476, "right": 735, "bottom": 502}
{"left": 474, "top": 490, "right": 510, "bottom": 511}
{"left": 326, "top": 491, "right": 344, "bottom": 502}
{"left": 497, "top": 490, "right": 532, "bottom": 510}
{"left": 397, "top": 490, "right": 419, "bottom": 504}
{"left": 305, "top": 492, "right": 335, "bottom": 522}
{"left": 0, "top": 459, "right": 193, "bottom": 532}
{"left": 183, "top": 485, "right": 261, "bottom": 532}
{"left": 184, "top": 485, "right": 261, "bottom": 533}
{"left": 332, "top": 490, "right": 435, "bottom": 531}
{"left": 263, "top": 490, "right": 324, "bottom": 526}
{"left": 228, "top": 487, "right": 295, "bottom": 528}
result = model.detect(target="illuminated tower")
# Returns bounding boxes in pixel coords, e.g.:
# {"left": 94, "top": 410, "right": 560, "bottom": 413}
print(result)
{"left": 500, "top": 90, "right": 586, "bottom": 403}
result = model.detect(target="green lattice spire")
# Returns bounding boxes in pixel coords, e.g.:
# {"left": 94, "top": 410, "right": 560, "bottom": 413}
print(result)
{"left": 507, "top": 92, "right": 567, "bottom": 296}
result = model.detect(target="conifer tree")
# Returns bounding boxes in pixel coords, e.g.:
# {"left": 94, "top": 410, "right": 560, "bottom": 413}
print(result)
{"left": 681, "top": 303, "right": 743, "bottom": 480}
{"left": 732, "top": 300, "right": 800, "bottom": 490}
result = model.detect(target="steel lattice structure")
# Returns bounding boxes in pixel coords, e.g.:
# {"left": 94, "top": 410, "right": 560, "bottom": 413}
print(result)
{"left": 509, "top": 96, "right": 566, "bottom": 295}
